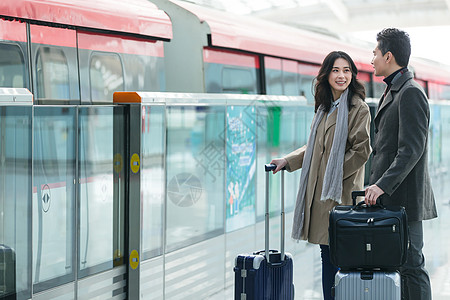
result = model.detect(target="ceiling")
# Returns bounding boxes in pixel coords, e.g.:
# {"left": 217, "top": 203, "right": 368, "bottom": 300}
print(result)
{"left": 179, "top": 0, "right": 450, "bottom": 33}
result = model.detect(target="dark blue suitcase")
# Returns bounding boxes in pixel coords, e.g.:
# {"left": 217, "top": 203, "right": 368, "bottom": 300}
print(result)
{"left": 234, "top": 164, "right": 294, "bottom": 300}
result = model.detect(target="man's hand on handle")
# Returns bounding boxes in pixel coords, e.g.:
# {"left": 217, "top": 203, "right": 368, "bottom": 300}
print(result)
{"left": 364, "top": 184, "right": 385, "bottom": 205}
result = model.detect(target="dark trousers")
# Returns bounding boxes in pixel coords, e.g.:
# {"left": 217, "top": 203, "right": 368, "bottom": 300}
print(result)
{"left": 320, "top": 244, "right": 339, "bottom": 300}
{"left": 400, "top": 221, "right": 432, "bottom": 300}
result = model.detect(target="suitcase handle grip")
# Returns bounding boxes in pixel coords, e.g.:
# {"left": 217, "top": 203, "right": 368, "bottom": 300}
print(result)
{"left": 265, "top": 163, "right": 286, "bottom": 172}
{"left": 354, "top": 200, "right": 385, "bottom": 210}
{"left": 265, "top": 163, "right": 276, "bottom": 171}
{"left": 351, "top": 191, "right": 365, "bottom": 205}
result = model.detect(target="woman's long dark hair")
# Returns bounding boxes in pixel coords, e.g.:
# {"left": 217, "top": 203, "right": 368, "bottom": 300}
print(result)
{"left": 314, "top": 51, "right": 366, "bottom": 113}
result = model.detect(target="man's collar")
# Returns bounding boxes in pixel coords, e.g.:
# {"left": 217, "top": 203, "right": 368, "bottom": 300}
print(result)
{"left": 383, "top": 67, "right": 408, "bottom": 86}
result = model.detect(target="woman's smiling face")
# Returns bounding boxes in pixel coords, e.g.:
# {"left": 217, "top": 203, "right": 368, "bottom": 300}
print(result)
{"left": 328, "top": 57, "right": 352, "bottom": 100}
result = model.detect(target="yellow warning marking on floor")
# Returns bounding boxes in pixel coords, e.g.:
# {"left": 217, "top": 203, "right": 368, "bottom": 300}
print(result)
{"left": 113, "top": 153, "right": 123, "bottom": 173}
{"left": 130, "top": 250, "right": 139, "bottom": 269}
{"left": 130, "top": 153, "right": 140, "bottom": 173}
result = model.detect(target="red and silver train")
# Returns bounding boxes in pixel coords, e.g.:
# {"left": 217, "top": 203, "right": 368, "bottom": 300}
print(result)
{"left": 1, "top": 0, "right": 449, "bottom": 102}
{"left": 1, "top": 0, "right": 450, "bottom": 299}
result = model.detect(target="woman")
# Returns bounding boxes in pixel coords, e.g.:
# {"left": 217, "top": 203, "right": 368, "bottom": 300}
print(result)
{"left": 270, "top": 51, "right": 371, "bottom": 300}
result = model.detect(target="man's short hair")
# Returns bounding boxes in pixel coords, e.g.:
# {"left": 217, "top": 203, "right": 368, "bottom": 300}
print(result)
{"left": 376, "top": 28, "right": 411, "bottom": 67}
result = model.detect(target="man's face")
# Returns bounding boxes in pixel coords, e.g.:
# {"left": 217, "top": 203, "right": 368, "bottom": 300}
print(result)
{"left": 371, "top": 44, "right": 388, "bottom": 77}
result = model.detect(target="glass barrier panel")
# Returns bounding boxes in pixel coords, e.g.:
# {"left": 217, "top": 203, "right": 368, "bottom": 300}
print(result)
{"left": 78, "top": 106, "right": 125, "bottom": 277}
{"left": 226, "top": 105, "right": 256, "bottom": 232}
{"left": 32, "top": 107, "right": 76, "bottom": 292}
{"left": 141, "top": 105, "right": 165, "bottom": 259}
{"left": 256, "top": 102, "right": 314, "bottom": 219}
{"left": 166, "top": 105, "right": 225, "bottom": 251}
{"left": 0, "top": 106, "right": 32, "bottom": 299}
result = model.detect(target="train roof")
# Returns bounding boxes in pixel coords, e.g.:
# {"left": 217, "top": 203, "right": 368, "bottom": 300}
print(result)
{"left": 0, "top": 0, "right": 172, "bottom": 40}
{"left": 410, "top": 58, "right": 450, "bottom": 85}
{"left": 173, "top": 0, "right": 373, "bottom": 72}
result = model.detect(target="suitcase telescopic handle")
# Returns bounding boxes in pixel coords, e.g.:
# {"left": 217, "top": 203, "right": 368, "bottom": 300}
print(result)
{"left": 351, "top": 191, "right": 365, "bottom": 205}
{"left": 264, "top": 163, "right": 285, "bottom": 263}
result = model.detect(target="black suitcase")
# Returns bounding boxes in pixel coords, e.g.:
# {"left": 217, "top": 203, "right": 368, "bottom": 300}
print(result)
{"left": 328, "top": 191, "right": 409, "bottom": 270}
{"left": 234, "top": 164, "right": 294, "bottom": 300}
{"left": 0, "top": 244, "right": 16, "bottom": 300}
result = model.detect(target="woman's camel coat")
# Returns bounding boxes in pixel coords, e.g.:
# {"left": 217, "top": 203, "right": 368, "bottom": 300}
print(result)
{"left": 284, "top": 95, "right": 371, "bottom": 245}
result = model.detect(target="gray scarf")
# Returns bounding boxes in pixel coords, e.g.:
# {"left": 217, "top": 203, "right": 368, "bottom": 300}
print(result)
{"left": 291, "top": 89, "right": 349, "bottom": 240}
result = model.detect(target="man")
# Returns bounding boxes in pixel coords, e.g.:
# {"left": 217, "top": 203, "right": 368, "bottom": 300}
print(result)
{"left": 365, "top": 28, "right": 438, "bottom": 300}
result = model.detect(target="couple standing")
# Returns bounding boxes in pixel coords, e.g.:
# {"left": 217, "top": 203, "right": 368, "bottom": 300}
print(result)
{"left": 270, "top": 28, "right": 437, "bottom": 300}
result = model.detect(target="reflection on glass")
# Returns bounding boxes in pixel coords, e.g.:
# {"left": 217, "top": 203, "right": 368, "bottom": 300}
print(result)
{"left": 256, "top": 104, "right": 313, "bottom": 219}
{"left": 278, "top": 106, "right": 311, "bottom": 209}
{"left": 166, "top": 106, "right": 225, "bottom": 251}
{"left": 78, "top": 106, "right": 125, "bottom": 276}
{"left": 141, "top": 105, "right": 165, "bottom": 259}
{"left": 0, "top": 106, "right": 32, "bottom": 299}
{"left": 90, "top": 53, "right": 124, "bottom": 102}
{"left": 32, "top": 107, "right": 75, "bottom": 291}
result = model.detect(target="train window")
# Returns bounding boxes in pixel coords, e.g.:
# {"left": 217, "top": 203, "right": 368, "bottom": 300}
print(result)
{"left": 222, "top": 67, "right": 256, "bottom": 94}
{"left": 265, "top": 57, "right": 283, "bottom": 95}
{"left": 357, "top": 72, "right": 372, "bottom": 98}
{"left": 373, "top": 82, "right": 385, "bottom": 99}
{"left": 442, "top": 85, "right": 450, "bottom": 100}
{"left": 429, "top": 82, "right": 450, "bottom": 100}
{"left": 282, "top": 60, "right": 299, "bottom": 96}
{"left": 123, "top": 55, "right": 145, "bottom": 91}
{"left": 298, "top": 75, "right": 315, "bottom": 103}
{"left": 264, "top": 58, "right": 300, "bottom": 96}
{"left": 0, "top": 43, "right": 27, "bottom": 88}
{"left": 89, "top": 53, "right": 124, "bottom": 102}
{"left": 428, "top": 82, "right": 438, "bottom": 100}
{"left": 35, "top": 47, "right": 70, "bottom": 100}
{"left": 298, "top": 63, "right": 320, "bottom": 104}
{"left": 204, "top": 48, "right": 259, "bottom": 94}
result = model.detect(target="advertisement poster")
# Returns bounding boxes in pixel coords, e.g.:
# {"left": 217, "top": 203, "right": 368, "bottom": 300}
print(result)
{"left": 226, "top": 105, "right": 256, "bottom": 232}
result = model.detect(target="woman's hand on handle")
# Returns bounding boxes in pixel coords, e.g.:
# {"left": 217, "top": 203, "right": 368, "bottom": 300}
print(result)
{"left": 269, "top": 158, "right": 288, "bottom": 174}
